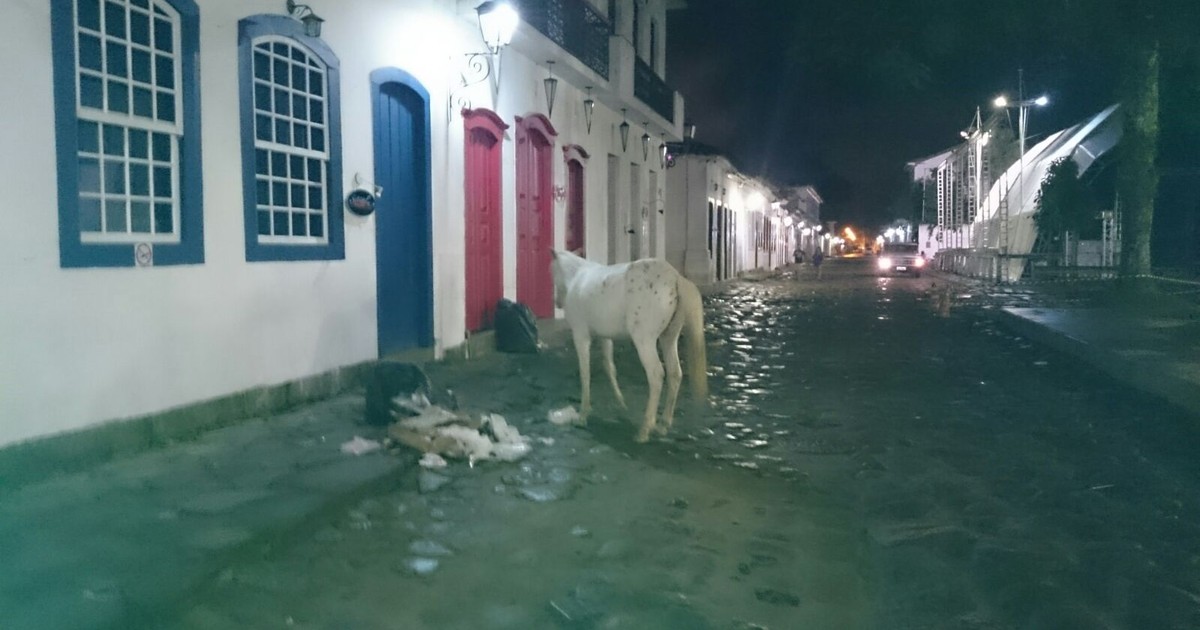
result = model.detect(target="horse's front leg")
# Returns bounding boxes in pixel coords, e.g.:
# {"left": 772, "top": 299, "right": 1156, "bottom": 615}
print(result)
{"left": 573, "top": 331, "right": 592, "bottom": 426}
{"left": 600, "top": 339, "right": 626, "bottom": 410}
{"left": 631, "top": 335, "right": 664, "bottom": 443}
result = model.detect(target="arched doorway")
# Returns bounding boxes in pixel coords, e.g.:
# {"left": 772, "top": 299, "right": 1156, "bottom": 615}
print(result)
{"left": 515, "top": 114, "right": 557, "bottom": 318}
{"left": 463, "top": 108, "right": 508, "bottom": 332}
{"left": 370, "top": 68, "right": 432, "bottom": 356}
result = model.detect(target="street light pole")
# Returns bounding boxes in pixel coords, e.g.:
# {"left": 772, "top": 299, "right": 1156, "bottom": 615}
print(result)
{"left": 993, "top": 72, "right": 1049, "bottom": 282}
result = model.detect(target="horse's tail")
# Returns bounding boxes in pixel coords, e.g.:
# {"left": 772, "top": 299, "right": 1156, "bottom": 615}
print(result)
{"left": 676, "top": 274, "right": 708, "bottom": 401}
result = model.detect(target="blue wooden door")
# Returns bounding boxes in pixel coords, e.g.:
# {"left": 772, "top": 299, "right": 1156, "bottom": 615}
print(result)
{"left": 371, "top": 70, "right": 432, "bottom": 356}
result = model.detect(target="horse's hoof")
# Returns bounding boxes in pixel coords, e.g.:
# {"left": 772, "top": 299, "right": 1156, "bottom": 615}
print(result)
{"left": 653, "top": 425, "right": 670, "bottom": 436}
{"left": 634, "top": 431, "right": 650, "bottom": 444}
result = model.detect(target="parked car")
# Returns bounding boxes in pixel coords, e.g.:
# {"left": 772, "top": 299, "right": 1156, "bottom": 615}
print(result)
{"left": 876, "top": 242, "right": 926, "bottom": 277}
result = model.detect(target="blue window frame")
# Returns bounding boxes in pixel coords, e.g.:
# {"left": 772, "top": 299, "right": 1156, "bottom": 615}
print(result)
{"left": 238, "top": 15, "right": 343, "bottom": 261}
{"left": 52, "top": 0, "right": 203, "bottom": 267}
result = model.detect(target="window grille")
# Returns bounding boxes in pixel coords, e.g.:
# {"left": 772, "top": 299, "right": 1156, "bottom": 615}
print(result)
{"left": 251, "top": 37, "right": 329, "bottom": 244}
{"left": 237, "top": 15, "right": 343, "bottom": 262}
{"left": 75, "top": 0, "right": 182, "bottom": 243}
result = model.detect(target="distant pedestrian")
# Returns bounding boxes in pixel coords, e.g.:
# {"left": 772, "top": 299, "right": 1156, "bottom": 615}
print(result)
{"left": 793, "top": 248, "right": 805, "bottom": 265}
{"left": 811, "top": 250, "right": 825, "bottom": 279}
{"left": 806, "top": 250, "right": 825, "bottom": 277}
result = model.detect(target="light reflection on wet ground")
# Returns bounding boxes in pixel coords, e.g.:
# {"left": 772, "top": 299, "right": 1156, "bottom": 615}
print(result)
{"left": 621, "top": 260, "right": 1200, "bottom": 627}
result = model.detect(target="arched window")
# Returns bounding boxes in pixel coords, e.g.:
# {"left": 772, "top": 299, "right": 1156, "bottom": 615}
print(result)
{"left": 52, "top": 0, "right": 203, "bottom": 267}
{"left": 238, "top": 15, "right": 343, "bottom": 261}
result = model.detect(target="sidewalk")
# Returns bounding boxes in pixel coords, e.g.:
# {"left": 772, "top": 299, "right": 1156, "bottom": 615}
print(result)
{"left": 935, "top": 271, "right": 1200, "bottom": 417}
{"left": 0, "top": 322, "right": 576, "bottom": 630}
{"left": 0, "top": 396, "right": 404, "bottom": 630}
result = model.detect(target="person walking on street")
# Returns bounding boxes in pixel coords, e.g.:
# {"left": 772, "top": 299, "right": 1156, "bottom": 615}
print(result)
{"left": 811, "top": 249, "right": 824, "bottom": 279}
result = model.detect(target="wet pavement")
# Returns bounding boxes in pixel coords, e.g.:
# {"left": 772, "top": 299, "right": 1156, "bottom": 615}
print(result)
{"left": 7, "top": 256, "right": 1200, "bottom": 629}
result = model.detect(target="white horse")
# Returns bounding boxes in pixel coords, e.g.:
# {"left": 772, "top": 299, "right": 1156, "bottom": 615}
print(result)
{"left": 550, "top": 250, "right": 708, "bottom": 442}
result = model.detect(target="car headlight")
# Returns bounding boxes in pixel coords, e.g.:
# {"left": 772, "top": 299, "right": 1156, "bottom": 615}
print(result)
{"left": 914, "top": 257, "right": 926, "bottom": 267}
{"left": 878, "top": 257, "right": 893, "bottom": 270}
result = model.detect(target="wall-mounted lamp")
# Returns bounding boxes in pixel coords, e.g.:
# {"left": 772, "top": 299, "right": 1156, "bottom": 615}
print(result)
{"left": 544, "top": 61, "right": 558, "bottom": 117}
{"left": 684, "top": 120, "right": 696, "bottom": 140}
{"left": 619, "top": 109, "right": 630, "bottom": 152}
{"left": 476, "top": 1, "right": 519, "bottom": 55}
{"left": 285, "top": 0, "right": 324, "bottom": 37}
{"left": 659, "top": 141, "right": 668, "bottom": 168}
{"left": 641, "top": 123, "right": 650, "bottom": 161}
{"left": 449, "top": 1, "right": 520, "bottom": 120}
{"left": 583, "top": 87, "right": 595, "bottom": 134}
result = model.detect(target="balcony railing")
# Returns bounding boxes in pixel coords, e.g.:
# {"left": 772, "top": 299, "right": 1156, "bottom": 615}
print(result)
{"left": 634, "top": 58, "right": 673, "bottom": 123}
{"left": 519, "top": 0, "right": 610, "bottom": 80}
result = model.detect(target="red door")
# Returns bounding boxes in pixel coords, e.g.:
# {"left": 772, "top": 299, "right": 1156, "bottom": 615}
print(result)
{"left": 463, "top": 109, "right": 508, "bottom": 332}
{"left": 515, "top": 115, "right": 557, "bottom": 318}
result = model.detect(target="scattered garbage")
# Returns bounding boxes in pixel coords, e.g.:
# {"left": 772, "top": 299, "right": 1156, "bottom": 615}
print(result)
{"left": 404, "top": 557, "right": 440, "bottom": 576}
{"left": 419, "top": 452, "right": 448, "bottom": 469}
{"left": 548, "top": 406, "right": 580, "bottom": 426}
{"left": 387, "top": 396, "right": 532, "bottom": 467}
{"left": 520, "top": 486, "right": 562, "bottom": 503}
{"left": 340, "top": 435, "right": 382, "bottom": 456}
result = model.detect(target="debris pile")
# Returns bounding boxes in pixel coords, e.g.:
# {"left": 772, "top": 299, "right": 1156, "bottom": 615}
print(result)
{"left": 386, "top": 393, "right": 531, "bottom": 467}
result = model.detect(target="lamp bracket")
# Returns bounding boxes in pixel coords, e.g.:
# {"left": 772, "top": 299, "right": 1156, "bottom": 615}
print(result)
{"left": 448, "top": 51, "right": 497, "bottom": 122}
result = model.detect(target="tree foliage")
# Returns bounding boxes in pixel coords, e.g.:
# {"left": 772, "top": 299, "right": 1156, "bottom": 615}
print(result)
{"left": 1035, "top": 158, "right": 1097, "bottom": 239}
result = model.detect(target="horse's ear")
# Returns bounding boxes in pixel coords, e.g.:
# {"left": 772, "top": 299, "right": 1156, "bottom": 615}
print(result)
{"left": 549, "top": 248, "right": 559, "bottom": 260}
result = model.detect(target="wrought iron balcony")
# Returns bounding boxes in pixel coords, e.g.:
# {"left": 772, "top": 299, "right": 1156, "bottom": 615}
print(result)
{"left": 518, "top": 0, "right": 610, "bottom": 80}
{"left": 634, "top": 58, "right": 673, "bottom": 123}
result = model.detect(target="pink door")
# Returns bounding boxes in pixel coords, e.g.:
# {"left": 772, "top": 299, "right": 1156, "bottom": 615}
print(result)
{"left": 515, "top": 114, "right": 557, "bottom": 318}
{"left": 463, "top": 109, "right": 508, "bottom": 331}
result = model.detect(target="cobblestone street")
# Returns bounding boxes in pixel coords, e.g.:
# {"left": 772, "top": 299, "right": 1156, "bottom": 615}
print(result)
{"left": 174, "top": 257, "right": 1200, "bottom": 629}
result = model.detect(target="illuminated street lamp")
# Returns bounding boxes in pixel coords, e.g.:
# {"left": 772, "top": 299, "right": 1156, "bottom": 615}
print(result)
{"left": 993, "top": 92, "right": 1049, "bottom": 163}
{"left": 476, "top": 1, "right": 519, "bottom": 55}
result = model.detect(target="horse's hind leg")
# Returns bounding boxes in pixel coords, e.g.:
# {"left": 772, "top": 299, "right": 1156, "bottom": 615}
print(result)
{"left": 600, "top": 339, "right": 627, "bottom": 410}
{"left": 632, "top": 335, "right": 664, "bottom": 443}
{"left": 657, "top": 330, "right": 683, "bottom": 435}
{"left": 573, "top": 331, "right": 592, "bottom": 426}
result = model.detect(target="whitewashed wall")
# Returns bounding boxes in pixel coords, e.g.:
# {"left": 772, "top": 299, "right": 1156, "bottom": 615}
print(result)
{"left": 0, "top": 0, "right": 661, "bottom": 448}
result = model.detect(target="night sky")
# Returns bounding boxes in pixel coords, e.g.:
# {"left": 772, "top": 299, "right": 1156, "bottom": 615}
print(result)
{"left": 667, "top": 0, "right": 1121, "bottom": 229}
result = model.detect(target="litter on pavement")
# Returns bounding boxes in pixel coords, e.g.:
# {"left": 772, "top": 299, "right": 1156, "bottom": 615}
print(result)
{"left": 339, "top": 435, "right": 382, "bottom": 456}
{"left": 547, "top": 405, "right": 580, "bottom": 426}
{"left": 386, "top": 395, "right": 531, "bottom": 466}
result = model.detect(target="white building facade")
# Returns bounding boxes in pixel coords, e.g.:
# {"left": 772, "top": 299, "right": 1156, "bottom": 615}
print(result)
{"left": 0, "top": 0, "right": 686, "bottom": 448}
{"left": 663, "top": 145, "right": 793, "bottom": 284}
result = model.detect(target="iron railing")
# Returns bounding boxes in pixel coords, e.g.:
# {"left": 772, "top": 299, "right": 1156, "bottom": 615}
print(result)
{"left": 519, "top": 0, "right": 610, "bottom": 80}
{"left": 634, "top": 58, "right": 673, "bottom": 123}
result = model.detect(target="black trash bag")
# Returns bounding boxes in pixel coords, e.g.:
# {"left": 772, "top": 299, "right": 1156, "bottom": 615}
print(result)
{"left": 363, "top": 361, "right": 431, "bottom": 426}
{"left": 494, "top": 298, "right": 539, "bottom": 353}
